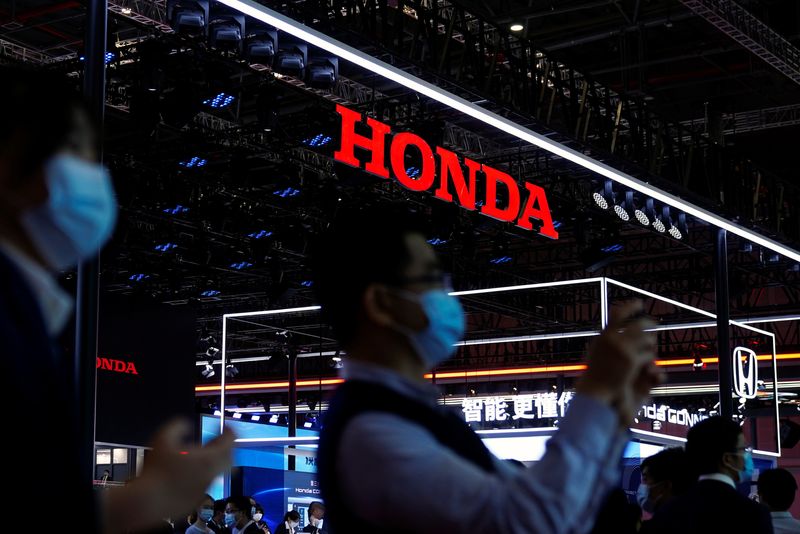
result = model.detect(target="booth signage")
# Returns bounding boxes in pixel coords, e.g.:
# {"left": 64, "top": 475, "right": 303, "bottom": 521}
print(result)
{"left": 461, "top": 392, "right": 574, "bottom": 423}
{"left": 639, "top": 403, "right": 708, "bottom": 428}
{"left": 96, "top": 357, "right": 139, "bottom": 375}
{"left": 334, "top": 104, "right": 559, "bottom": 240}
{"left": 733, "top": 346, "right": 758, "bottom": 399}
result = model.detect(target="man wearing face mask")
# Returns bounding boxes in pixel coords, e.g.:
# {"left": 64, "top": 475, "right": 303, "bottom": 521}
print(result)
{"left": 637, "top": 448, "right": 692, "bottom": 533}
{"left": 313, "top": 210, "right": 662, "bottom": 534}
{"left": 0, "top": 66, "right": 234, "bottom": 534}
{"left": 647, "top": 416, "right": 772, "bottom": 533}
{"left": 225, "top": 497, "right": 262, "bottom": 534}
{"left": 301, "top": 502, "right": 325, "bottom": 534}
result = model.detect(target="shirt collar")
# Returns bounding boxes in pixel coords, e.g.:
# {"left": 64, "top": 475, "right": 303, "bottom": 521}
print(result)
{"left": 0, "top": 241, "right": 73, "bottom": 336}
{"left": 698, "top": 473, "right": 737, "bottom": 489}
{"left": 343, "top": 360, "right": 441, "bottom": 407}
{"left": 772, "top": 511, "right": 793, "bottom": 518}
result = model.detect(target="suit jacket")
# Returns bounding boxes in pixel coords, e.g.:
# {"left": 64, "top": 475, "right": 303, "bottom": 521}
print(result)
{"left": 0, "top": 250, "right": 95, "bottom": 531}
{"left": 647, "top": 479, "right": 773, "bottom": 534}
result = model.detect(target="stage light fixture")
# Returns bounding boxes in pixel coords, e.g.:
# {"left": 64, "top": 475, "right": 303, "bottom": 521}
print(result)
{"left": 510, "top": 23, "right": 524, "bottom": 32}
{"left": 306, "top": 56, "right": 338, "bottom": 88}
{"left": 614, "top": 190, "right": 634, "bottom": 222}
{"left": 226, "top": 364, "right": 239, "bottom": 378}
{"left": 300, "top": 281, "right": 313, "bottom": 287}
{"left": 179, "top": 156, "right": 207, "bottom": 168}
{"left": 635, "top": 197, "right": 654, "bottom": 226}
{"left": 489, "top": 256, "right": 512, "bottom": 265}
{"left": 208, "top": 9, "right": 245, "bottom": 52}
{"left": 164, "top": 205, "right": 190, "bottom": 215}
{"left": 230, "top": 261, "right": 253, "bottom": 270}
{"left": 248, "top": 230, "right": 273, "bottom": 239}
{"left": 129, "top": 274, "right": 150, "bottom": 282}
{"left": 166, "top": 0, "right": 209, "bottom": 35}
{"left": 406, "top": 166, "right": 421, "bottom": 178}
{"left": 251, "top": 415, "right": 261, "bottom": 422}
{"left": 201, "top": 290, "right": 220, "bottom": 297}
{"left": 592, "top": 180, "right": 614, "bottom": 210}
{"left": 201, "top": 362, "right": 215, "bottom": 378}
{"left": 246, "top": 27, "right": 278, "bottom": 64}
{"left": 302, "top": 134, "right": 332, "bottom": 147}
{"left": 203, "top": 92, "right": 236, "bottom": 109}
{"left": 276, "top": 42, "right": 307, "bottom": 76}
{"left": 692, "top": 356, "right": 705, "bottom": 370}
{"left": 427, "top": 237, "right": 447, "bottom": 246}
{"left": 269, "top": 414, "right": 279, "bottom": 424}
{"left": 154, "top": 243, "right": 177, "bottom": 252}
{"left": 232, "top": 412, "right": 242, "bottom": 419}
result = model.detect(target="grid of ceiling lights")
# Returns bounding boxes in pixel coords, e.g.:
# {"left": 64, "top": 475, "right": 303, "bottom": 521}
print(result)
{"left": 593, "top": 179, "right": 688, "bottom": 239}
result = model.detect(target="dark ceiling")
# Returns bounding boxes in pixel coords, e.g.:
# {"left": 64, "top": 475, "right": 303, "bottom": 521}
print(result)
{"left": 1, "top": 0, "right": 799, "bottom": 392}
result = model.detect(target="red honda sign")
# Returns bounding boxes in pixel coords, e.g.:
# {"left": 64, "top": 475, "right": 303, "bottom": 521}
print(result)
{"left": 96, "top": 357, "right": 139, "bottom": 375}
{"left": 333, "top": 104, "right": 559, "bottom": 240}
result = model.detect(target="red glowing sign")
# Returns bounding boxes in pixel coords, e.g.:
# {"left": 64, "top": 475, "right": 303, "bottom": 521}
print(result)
{"left": 96, "top": 357, "right": 139, "bottom": 375}
{"left": 333, "top": 104, "right": 559, "bottom": 240}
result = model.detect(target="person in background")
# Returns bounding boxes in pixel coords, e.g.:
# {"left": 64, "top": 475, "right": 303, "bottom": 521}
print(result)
{"left": 312, "top": 210, "right": 661, "bottom": 533}
{"left": 0, "top": 65, "right": 235, "bottom": 534}
{"left": 274, "top": 511, "right": 301, "bottom": 534}
{"left": 647, "top": 416, "right": 772, "bottom": 533}
{"left": 252, "top": 504, "right": 271, "bottom": 534}
{"left": 758, "top": 468, "right": 800, "bottom": 534}
{"left": 186, "top": 494, "right": 216, "bottom": 534}
{"left": 638, "top": 447, "right": 693, "bottom": 532}
{"left": 225, "top": 496, "right": 262, "bottom": 534}
{"left": 208, "top": 500, "right": 230, "bottom": 534}
{"left": 302, "top": 502, "right": 325, "bottom": 533}
{"left": 588, "top": 488, "right": 640, "bottom": 534}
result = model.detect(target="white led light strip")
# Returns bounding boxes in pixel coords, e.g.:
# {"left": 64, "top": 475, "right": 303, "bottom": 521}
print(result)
{"left": 218, "top": 0, "right": 800, "bottom": 263}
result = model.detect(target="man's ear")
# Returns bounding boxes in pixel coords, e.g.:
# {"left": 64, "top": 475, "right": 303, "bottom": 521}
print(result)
{"left": 362, "top": 284, "right": 396, "bottom": 327}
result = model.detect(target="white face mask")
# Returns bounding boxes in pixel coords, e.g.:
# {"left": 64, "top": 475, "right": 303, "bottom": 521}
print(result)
{"left": 252, "top": 513, "right": 263, "bottom": 522}
{"left": 21, "top": 154, "right": 117, "bottom": 270}
{"left": 289, "top": 521, "right": 299, "bottom": 529}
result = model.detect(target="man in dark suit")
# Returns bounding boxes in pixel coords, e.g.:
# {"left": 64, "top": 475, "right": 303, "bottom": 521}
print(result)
{"left": 648, "top": 416, "right": 773, "bottom": 533}
{"left": 0, "top": 66, "right": 234, "bottom": 534}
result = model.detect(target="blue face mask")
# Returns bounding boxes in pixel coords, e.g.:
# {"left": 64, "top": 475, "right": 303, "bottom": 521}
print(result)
{"left": 636, "top": 483, "right": 660, "bottom": 513}
{"left": 738, "top": 450, "right": 755, "bottom": 483}
{"left": 198, "top": 509, "right": 213, "bottom": 523}
{"left": 392, "top": 289, "right": 465, "bottom": 369}
{"left": 21, "top": 154, "right": 117, "bottom": 270}
{"left": 224, "top": 513, "right": 237, "bottom": 527}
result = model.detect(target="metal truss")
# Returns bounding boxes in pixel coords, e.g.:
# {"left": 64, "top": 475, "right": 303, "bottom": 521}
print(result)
{"left": 679, "top": 0, "right": 800, "bottom": 86}
{"left": 0, "top": 38, "right": 77, "bottom": 64}
{"left": 681, "top": 103, "right": 800, "bottom": 135}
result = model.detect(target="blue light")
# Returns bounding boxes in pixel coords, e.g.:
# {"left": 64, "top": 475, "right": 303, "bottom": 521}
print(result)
{"left": 302, "top": 134, "right": 332, "bottom": 147}
{"left": 274, "top": 187, "right": 300, "bottom": 198}
{"left": 203, "top": 92, "right": 236, "bottom": 109}
{"left": 129, "top": 274, "right": 150, "bottom": 282}
{"left": 600, "top": 244, "right": 624, "bottom": 253}
{"left": 104, "top": 51, "right": 116, "bottom": 64}
{"left": 406, "top": 167, "right": 421, "bottom": 178}
{"left": 300, "top": 281, "right": 313, "bottom": 287}
{"left": 552, "top": 220, "right": 563, "bottom": 229}
{"left": 201, "top": 290, "right": 221, "bottom": 297}
{"left": 247, "top": 230, "right": 273, "bottom": 239}
{"left": 163, "top": 205, "right": 190, "bottom": 215}
{"left": 489, "top": 256, "right": 512, "bottom": 264}
{"left": 154, "top": 243, "right": 177, "bottom": 252}
{"left": 230, "top": 261, "right": 253, "bottom": 270}
{"left": 427, "top": 237, "right": 447, "bottom": 246}
{"left": 178, "top": 156, "right": 207, "bottom": 168}
{"left": 476, "top": 200, "right": 485, "bottom": 208}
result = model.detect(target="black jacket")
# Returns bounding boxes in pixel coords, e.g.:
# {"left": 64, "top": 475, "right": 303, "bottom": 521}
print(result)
{"left": 647, "top": 479, "right": 773, "bottom": 534}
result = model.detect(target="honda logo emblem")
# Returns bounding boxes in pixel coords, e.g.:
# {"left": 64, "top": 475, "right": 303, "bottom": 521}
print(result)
{"left": 732, "top": 347, "right": 758, "bottom": 399}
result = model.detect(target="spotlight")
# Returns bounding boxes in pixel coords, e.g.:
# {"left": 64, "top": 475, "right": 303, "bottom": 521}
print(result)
{"left": 653, "top": 205, "right": 669, "bottom": 233}
{"left": 276, "top": 42, "right": 307, "bottom": 76}
{"left": 300, "top": 281, "right": 313, "bottom": 287}
{"left": 302, "top": 134, "right": 332, "bottom": 147}
{"left": 166, "top": 0, "right": 209, "bottom": 35}
{"left": 274, "top": 187, "right": 300, "bottom": 198}
{"left": 225, "top": 364, "right": 239, "bottom": 378}
{"left": 163, "top": 205, "right": 190, "bottom": 215}
{"left": 330, "top": 354, "right": 343, "bottom": 369}
{"left": 203, "top": 92, "right": 236, "bottom": 109}
{"left": 306, "top": 56, "right": 339, "bottom": 88}
{"left": 206, "top": 346, "right": 220, "bottom": 358}
{"left": 154, "top": 243, "right": 177, "bottom": 252}
{"left": 247, "top": 230, "right": 273, "bottom": 239}
{"left": 179, "top": 156, "right": 207, "bottom": 168}
{"left": 592, "top": 180, "right": 614, "bottom": 210}
{"left": 200, "top": 290, "right": 220, "bottom": 297}
{"left": 510, "top": 23, "right": 524, "bottom": 32}
{"left": 208, "top": 9, "right": 245, "bottom": 52}
{"left": 635, "top": 198, "right": 655, "bottom": 226}
{"left": 129, "top": 274, "right": 150, "bottom": 282}
{"left": 201, "top": 362, "right": 215, "bottom": 378}
{"left": 427, "top": 237, "right": 447, "bottom": 246}
{"left": 269, "top": 414, "right": 279, "bottom": 424}
{"left": 246, "top": 27, "right": 278, "bottom": 65}
{"left": 121, "top": 7, "right": 132, "bottom": 14}
{"left": 613, "top": 191, "right": 633, "bottom": 222}
{"left": 251, "top": 415, "right": 261, "bottom": 422}
{"left": 406, "top": 166, "right": 421, "bottom": 178}
{"left": 232, "top": 412, "right": 242, "bottom": 419}
{"left": 230, "top": 261, "right": 253, "bottom": 270}
{"left": 693, "top": 356, "right": 705, "bottom": 370}
{"left": 667, "top": 211, "right": 687, "bottom": 240}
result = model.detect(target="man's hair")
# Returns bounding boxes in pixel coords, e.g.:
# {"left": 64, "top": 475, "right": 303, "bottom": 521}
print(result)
{"left": 309, "top": 501, "right": 325, "bottom": 515}
{"left": 213, "top": 499, "right": 227, "bottom": 514}
{"left": 285, "top": 510, "right": 301, "bottom": 522}
{"left": 312, "top": 207, "right": 426, "bottom": 347}
{"left": 641, "top": 447, "right": 694, "bottom": 494}
{"left": 758, "top": 468, "right": 798, "bottom": 511}
{"left": 226, "top": 496, "right": 253, "bottom": 519}
{"left": 686, "top": 416, "right": 742, "bottom": 475}
{"left": 0, "top": 66, "right": 87, "bottom": 179}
